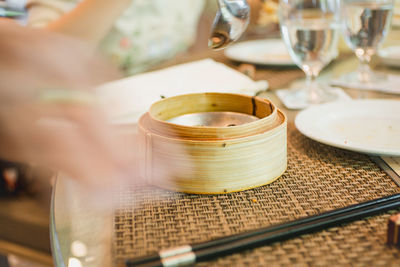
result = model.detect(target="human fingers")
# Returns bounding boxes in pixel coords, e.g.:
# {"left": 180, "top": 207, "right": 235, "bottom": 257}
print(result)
{"left": 0, "top": 19, "right": 120, "bottom": 95}
{"left": 0, "top": 100, "right": 137, "bottom": 190}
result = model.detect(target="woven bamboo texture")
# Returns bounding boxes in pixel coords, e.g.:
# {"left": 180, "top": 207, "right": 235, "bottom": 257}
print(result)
{"left": 113, "top": 123, "right": 400, "bottom": 266}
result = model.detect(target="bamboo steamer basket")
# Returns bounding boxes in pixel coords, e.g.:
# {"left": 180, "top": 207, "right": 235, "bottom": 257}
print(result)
{"left": 148, "top": 93, "right": 279, "bottom": 140}
{"left": 138, "top": 93, "right": 287, "bottom": 194}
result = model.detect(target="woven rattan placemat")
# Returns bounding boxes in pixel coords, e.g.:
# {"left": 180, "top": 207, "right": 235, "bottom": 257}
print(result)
{"left": 114, "top": 124, "right": 400, "bottom": 266}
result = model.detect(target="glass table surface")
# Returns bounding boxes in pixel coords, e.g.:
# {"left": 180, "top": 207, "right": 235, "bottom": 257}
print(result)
{"left": 50, "top": 52, "right": 400, "bottom": 267}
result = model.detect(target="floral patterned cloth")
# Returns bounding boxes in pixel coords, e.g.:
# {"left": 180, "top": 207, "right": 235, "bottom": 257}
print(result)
{"left": 27, "top": 0, "right": 205, "bottom": 75}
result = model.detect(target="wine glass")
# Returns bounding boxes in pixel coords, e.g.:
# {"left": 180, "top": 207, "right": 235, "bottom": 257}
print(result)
{"left": 279, "top": 0, "right": 340, "bottom": 107}
{"left": 340, "top": 0, "right": 394, "bottom": 86}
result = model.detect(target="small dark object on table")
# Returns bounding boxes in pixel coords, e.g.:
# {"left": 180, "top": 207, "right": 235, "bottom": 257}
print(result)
{"left": 387, "top": 213, "right": 400, "bottom": 246}
{"left": 238, "top": 64, "right": 256, "bottom": 79}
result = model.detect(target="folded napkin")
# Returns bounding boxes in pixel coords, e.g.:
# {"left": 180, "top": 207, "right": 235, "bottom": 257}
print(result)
{"left": 331, "top": 73, "right": 400, "bottom": 94}
{"left": 96, "top": 59, "right": 268, "bottom": 124}
{"left": 381, "top": 156, "right": 400, "bottom": 178}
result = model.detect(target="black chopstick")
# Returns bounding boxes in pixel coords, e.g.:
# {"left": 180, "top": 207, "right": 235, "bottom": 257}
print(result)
{"left": 125, "top": 193, "right": 400, "bottom": 267}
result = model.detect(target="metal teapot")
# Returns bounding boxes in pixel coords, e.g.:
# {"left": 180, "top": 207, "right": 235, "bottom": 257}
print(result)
{"left": 209, "top": 0, "right": 250, "bottom": 50}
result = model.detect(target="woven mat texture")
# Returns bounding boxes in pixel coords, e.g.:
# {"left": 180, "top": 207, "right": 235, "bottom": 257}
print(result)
{"left": 114, "top": 124, "right": 400, "bottom": 266}
{"left": 255, "top": 68, "right": 304, "bottom": 90}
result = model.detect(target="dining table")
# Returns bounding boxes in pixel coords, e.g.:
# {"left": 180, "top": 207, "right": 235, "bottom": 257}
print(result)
{"left": 50, "top": 31, "right": 400, "bottom": 267}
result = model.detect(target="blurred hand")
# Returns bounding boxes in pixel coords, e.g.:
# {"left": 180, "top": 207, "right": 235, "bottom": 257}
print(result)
{"left": 0, "top": 19, "right": 138, "bottom": 189}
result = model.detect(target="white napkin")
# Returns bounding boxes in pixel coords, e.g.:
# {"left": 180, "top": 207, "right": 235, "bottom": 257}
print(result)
{"left": 381, "top": 156, "right": 400, "bottom": 178}
{"left": 330, "top": 73, "right": 400, "bottom": 94}
{"left": 96, "top": 59, "right": 268, "bottom": 124}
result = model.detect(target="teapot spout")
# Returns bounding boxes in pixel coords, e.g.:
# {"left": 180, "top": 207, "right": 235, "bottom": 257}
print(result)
{"left": 209, "top": 0, "right": 250, "bottom": 50}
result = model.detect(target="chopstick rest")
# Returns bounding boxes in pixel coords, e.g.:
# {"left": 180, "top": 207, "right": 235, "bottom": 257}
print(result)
{"left": 387, "top": 213, "right": 400, "bottom": 246}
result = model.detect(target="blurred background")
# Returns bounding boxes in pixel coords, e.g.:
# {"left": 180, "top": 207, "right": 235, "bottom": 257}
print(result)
{"left": 0, "top": 0, "right": 399, "bottom": 266}
{"left": 0, "top": 1, "right": 281, "bottom": 266}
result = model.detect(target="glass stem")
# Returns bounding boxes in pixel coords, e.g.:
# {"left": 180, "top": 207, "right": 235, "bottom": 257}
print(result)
{"left": 357, "top": 59, "right": 372, "bottom": 83}
{"left": 305, "top": 73, "right": 318, "bottom": 103}
{"left": 355, "top": 48, "right": 372, "bottom": 83}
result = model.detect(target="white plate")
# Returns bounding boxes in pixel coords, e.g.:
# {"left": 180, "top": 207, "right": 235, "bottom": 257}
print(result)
{"left": 295, "top": 100, "right": 400, "bottom": 156}
{"left": 378, "top": 46, "right": 400, "bottom": 68}
{"left": 224, "top": 39, "right": 295, "bottom": 66}
{"left": 393, "top": 17, "right": 400, "bottom": 28}
{"left": 392, "top": 7, "right": 400, "bottom": 28}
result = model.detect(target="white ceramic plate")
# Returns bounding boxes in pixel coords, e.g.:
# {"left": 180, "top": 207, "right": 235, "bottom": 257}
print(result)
{"left": 392, "top": 7, "right": 400, "bottom": 28}
{"left": 295, "top": 100, "right": 400, "bottom": 156}
{"left": 393, "top": 17, "right": 400, "bottom": 28}
{"left": 224, "top": 39, "right": 295, "bottom": 66}
{"left": 378, "top": 46, "right": 400, "bottom": 68}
